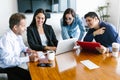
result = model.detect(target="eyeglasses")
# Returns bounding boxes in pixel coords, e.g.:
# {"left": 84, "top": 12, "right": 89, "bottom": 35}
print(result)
{"left": 65, "top": 17, "right": 72, "bottom": 21}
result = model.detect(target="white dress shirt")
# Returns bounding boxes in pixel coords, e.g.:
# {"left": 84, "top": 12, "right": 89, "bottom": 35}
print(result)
{"left": 0, "top": 30, "right": 29, "bottom": 68}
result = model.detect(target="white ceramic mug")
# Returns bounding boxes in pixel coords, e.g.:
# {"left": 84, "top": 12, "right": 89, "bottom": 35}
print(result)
{"left": 47, "top": 50, "right": 55, "bottom": 61}
{"left": 112, "top": 42, "right": 120, "bottom": 57}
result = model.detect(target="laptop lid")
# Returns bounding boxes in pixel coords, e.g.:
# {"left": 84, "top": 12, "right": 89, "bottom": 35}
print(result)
{"left": 55, "top": 38, "right": 77, "bottom": 55}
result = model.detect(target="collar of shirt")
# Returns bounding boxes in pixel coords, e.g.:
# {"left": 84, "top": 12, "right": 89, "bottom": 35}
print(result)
{"left": 9, "top": 29, "right": 21, "bottom": 41}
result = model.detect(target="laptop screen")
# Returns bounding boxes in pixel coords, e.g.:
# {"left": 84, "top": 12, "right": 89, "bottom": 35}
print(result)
{"left": 55, "top": 38, "right": 77, "bottom": 55}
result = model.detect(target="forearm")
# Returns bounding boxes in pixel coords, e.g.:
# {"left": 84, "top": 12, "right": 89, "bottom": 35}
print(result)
{"left": 79, "top": 31, "right": 85, "bottom": 40}
{"left": 44, "top": 46, "right": 57, "bottom": 51}
{"left": 3, "top": 56, "right": 29, "bottom": 67}
{"left": 61, "top": 26, "right": 70, "bottom": 39}
{"left": 29, "top": 44, "right": 45, "bottom": 51}
{"left": 83, "top": 33, "right": 94, "bottom": 41}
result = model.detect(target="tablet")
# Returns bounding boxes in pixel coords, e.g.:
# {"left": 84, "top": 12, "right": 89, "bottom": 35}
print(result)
{"left": 77, "top": 41, "right": 101, "bottom": 51}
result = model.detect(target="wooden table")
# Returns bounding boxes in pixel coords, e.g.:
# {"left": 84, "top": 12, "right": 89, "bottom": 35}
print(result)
{"left": 28, "top": 51, "right": 120, "bottom": 80}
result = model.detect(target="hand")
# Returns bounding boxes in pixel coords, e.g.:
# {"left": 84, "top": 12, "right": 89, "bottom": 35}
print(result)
{"left": 96, "top": 45, "right": 108, "bottom": 54}
{"left": 93, "top": 27, "right": 106, "bottom": 36}
{"left": 45, "top": 46, "right": 57, "bottom": 51}
{"left": 26, "top": 49, "right": 37, "bottom": 55}
{"left": 29, "top": 53, "right": 39, "bottom": 62}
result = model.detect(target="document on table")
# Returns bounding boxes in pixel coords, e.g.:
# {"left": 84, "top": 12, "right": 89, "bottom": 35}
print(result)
{"left": 56, "top": 52, "right": 77, "bottom": 72}
{"left": 80, "top": 60, "right": 99, "bottom": 69}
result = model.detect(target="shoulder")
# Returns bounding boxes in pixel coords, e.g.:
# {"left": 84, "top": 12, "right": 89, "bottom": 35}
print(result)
{"left": 76, "top": 14, "right": 82, "bottom": 19}
{"left": 75, "top": 14, "right": 83, "bottom": 23}
{"left": 100, "top": 21, "right": 115, "bottom": 28}
{"left": 27, "top": 26, "right": 34, "bottom": 29}
{"left": 44, "top": 24, "right": 51, "bottom": 27}
{"left": 100, "top": 21, "right": 117, "bottom": 32}
{"left": 44, "top": 24, "right": 52, "bottom": 29}
{"left": 0, "top": 30, "right": 14, "bottom": 43}
{"left": 27, "top": 26, "right": 37, "bottom": 32}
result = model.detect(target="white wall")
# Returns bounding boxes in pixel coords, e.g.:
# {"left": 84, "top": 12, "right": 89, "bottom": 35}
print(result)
{"left": 0, "top": 0, "right": 17, "bottom": 36}
{"left": 108, "top": 0, "right": 120, "bottom": 32}
{"left": 0, "top": 0, "right": 119, "bottom": 41}
{"left": 76, "top": 0, "right": 106, "bottom": 17}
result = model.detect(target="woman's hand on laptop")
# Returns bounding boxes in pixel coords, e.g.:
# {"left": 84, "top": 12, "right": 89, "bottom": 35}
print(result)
{"left": 44, "top": 46, "right": 57, "bottom": 51}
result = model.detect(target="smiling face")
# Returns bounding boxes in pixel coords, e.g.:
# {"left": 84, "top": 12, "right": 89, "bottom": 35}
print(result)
{"left": 85, "top": 17, "right": 99, "bottom": 29}
{"left": 65, "top": 13, "right": 74, "bottom": 25}
{"left": 35, "top": 13, "right": 45, "bottom": 27}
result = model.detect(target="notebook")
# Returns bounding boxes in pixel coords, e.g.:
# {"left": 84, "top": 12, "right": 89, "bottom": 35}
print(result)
{"left": 77, "top": 41, "right": 101, "bottom": 51}
{"left": 55, "top": 38, "right": 77, "bottom": 55}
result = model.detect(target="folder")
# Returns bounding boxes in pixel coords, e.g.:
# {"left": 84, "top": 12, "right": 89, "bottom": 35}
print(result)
{"left": 77, "top": 41, "right": 101, "bottom": 51}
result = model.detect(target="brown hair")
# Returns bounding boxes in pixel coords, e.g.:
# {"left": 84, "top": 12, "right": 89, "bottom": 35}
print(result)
{"left": 9, "top": 13, "right": 26, "bottom": 29}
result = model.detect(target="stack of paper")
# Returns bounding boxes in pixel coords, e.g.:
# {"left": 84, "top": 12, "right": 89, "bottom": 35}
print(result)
{"left": 80, "top": 60, "right": 99, "bottom": 69}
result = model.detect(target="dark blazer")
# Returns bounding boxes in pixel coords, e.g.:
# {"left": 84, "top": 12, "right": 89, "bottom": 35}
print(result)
{"left": 27, "top": 24, "right": 58, "bottom": 51}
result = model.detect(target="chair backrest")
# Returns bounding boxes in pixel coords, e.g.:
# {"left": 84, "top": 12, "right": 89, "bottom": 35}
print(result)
{"left": 0, "top": 73, "right": 8, "bottom": 80}
{"left": 0, "top": 68, "right": 8, "bottom": 80}
{"left": 0, "top": 68, "right": 6, "bottom": 73}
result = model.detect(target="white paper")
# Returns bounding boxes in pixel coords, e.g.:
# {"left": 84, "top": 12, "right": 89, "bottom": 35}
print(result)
{"left": 37, "top": 51, "right": 46, "bottom": 59}
{"left": 56, "top": 52, "right": 77, "bottom": 72}
{"left": 80, "top": 60, "right": 99, "bottom": 69}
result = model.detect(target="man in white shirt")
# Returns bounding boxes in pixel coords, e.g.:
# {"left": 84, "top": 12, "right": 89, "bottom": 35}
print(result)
{"left": 0, "top": 13, "right": 39, "bottom": 80}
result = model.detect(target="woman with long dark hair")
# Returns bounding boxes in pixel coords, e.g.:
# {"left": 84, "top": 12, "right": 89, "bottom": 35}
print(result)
{"left": 27, "top": 8, "right": 58, "bottom": 51}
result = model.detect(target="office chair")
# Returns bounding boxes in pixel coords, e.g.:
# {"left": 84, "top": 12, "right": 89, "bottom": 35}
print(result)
{"left": 0, "top": 68, "right": 8, "bottom": 80}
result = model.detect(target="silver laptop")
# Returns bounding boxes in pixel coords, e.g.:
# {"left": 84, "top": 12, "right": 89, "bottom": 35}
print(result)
{"left": 55, "top": 38, "right": 77, "bottom": 55}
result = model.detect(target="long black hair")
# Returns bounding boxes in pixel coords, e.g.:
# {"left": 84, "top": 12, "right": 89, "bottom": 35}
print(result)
{"left": 62, "top": 8, "right": 76, "bottom": 26}
{"left": 30, "top": 8, "right": 47, "bottom": 27}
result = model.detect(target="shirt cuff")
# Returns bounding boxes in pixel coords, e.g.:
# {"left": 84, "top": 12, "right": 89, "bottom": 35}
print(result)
{"left": 20, "top": 56, "right": 30, "bottom": 63}
{"left": 24, "top": 47, "right": 29, "bottom": 52}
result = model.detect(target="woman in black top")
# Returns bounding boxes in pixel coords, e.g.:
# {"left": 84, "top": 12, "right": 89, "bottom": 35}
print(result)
{"left": 27, "top": 8, "right": 58, "bottom": 51}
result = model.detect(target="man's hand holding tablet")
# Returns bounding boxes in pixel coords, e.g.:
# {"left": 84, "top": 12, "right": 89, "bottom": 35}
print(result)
{"left": 77, "top": 41, "right": 109, "bottom": 54}
{"left": 96, "top": 45, "right": 109, "bottom": 54}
